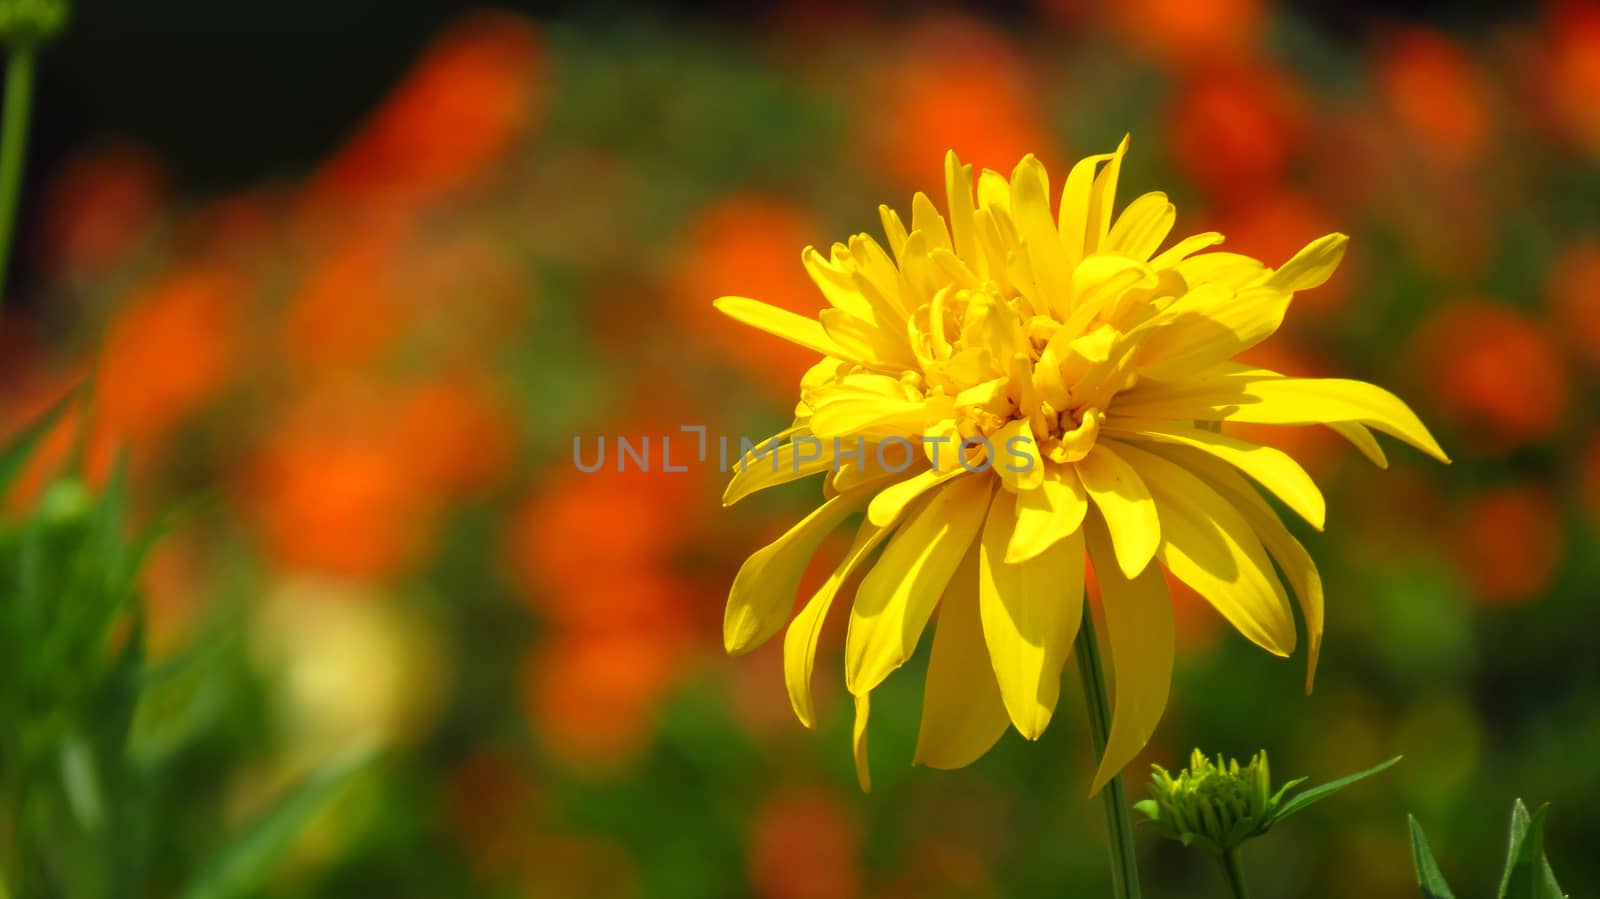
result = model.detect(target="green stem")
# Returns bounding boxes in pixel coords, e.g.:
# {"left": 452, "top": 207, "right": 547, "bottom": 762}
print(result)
{"left": 0, "top": 45, "right": 37, "bottom": 309}
{"left": 1221, "top": 847, "right": 1252, "bottom": 899}
{"left": 1074, "top": 604, "right": 1142, "bottom": 899}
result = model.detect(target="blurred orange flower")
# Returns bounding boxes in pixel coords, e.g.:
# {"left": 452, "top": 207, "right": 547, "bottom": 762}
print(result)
{"left": 1454, "top": 485, "right": 1565, "bottom": 606}
{"left": 1545, "top": 241, "right": 1600, "bottom": 364}
{"left": 859, "top": 15, "right": 1056, "bottom": 192}
{"left": 240, "top": 389, "right": 438, "bottom": 581}
{"left": 1374, "top": 27, "right": 1495, "bottom": 168}
{"left": 306, "top": 10, "right": 548, "bottom": 213}
{"left": 282, "top": 217, "right": 412, "bottom": 377}
{"left": 504, "top": 460, "right": 706, "bottom": 619}
{"left": 750, "top": 788, "right": 861, "bottom": 899}
{"left": 672, "top": 195, "right": 829, "bottom": 397}
{"left": 1535, "top": 0, "right": 1600, "bottom": 155}
{"left": 395, "top": 375, "right": 517, "bottom": 498}
{"left": 98, "top": 266, "right": 245, "bottom": 452}
{"left": 1099, "top": 0, "right": 1264, "bottom": 69}
{"left": 521, "top": 620, "right": 691, "bottom": 773}
{"left": 1165, "top": 61, "right": 1307, "bottom": 203}
{"left": 1411, "top": 301, "right": 1569, "bottom": 451}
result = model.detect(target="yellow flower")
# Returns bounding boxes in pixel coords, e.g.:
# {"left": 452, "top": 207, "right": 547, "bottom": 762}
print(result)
{"left": 715, "top": 139, "right": 1447, "bottom": 793}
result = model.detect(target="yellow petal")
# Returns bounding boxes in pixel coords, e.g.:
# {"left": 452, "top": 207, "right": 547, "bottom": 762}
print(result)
{"left": 1074, "top": 444, "right": 1160, "bottom": 578}
{"left": 867, "top": 464, "right": 960, "bottom": 527}
{"left": 723, "top": 429, "right": 833, "bottom": 506}
{"left": 1105, "top": 191, "right": 1176, "bottom": 262}
{"left": 1006, "top": 466, "right": 1088, "bottom": 563}
{"left": 1084, "top": 513, "right": 1174, "bottom": 796}
{"left": 1105, "top": 420, "right": 1325, "bottom": 530}
{"left": 979, "top": 488, "right": 1086, "bottom": 740}
{"left": 819, "top": 307, "right": 918, "bottom": 370}
{"left": 1113, "top": 374, "right": 1450, "bottom": 463}
{"left": 845, "top": 474, "right": 993, "bottom": 695}
{"left": 784, "top": 520, "right": 892, "bottom": 729}
{"left": 1148, "top": 231, "right": 1224, "bottom": 270}
{"left": 1157, "top": 444, "right": 1325, "bottom": 692}
{"left": 1084, "top": 134, "right": 1130, "bottom": 256}
{"left": 914, "top": 545, "right": 1011, "bottom": 768}
{"left": 944, "top": 151, "right": 986, "bottom": 278}
{"left": 1010, "top": 155, "right": 1074, "bottom": 314}
{"left": 1135, "top": 285, "right": 1290, "bottom": 380}
{"left": 993, "top": 417, "right": 1045, "bottom": 492}
{"left": 1112, "top": 440, "right": 1297, "bottom": 656}
{"left": 803, "top": 246, "right": 873, "bottom": 320}
{"left": 1265, "top": 233, "right": 1348, "bottom": 293}
{"left": 853, "top": 692, "right": 873, "bottom": 792}
{"left": 912, "top": 191, "right": 954, "bottom": 254}
{"left": 1174, "top": 251, "right": 1269, "bottom": 289}
{"left": 713, "top": 296, "right": 845, "bottom": 358}
{"left": 725, "top": 490, "right": 870, "bottom": 655}
{"left": 1328, "top": 421, "right": 1388, "bottom": 468}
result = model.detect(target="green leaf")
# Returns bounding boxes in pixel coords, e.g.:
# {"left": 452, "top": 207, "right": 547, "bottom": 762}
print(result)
{"left": 1409, "top": 815, "right": 1458, "bottom": 899}
{"left": 0, "top": 383, "right": 79, "bottom": 497}
{"left": 1499, "top": 801, "right": 1564, "bottom": 899}
{"left": 178, "top": 751, "right": 373, "bottom": 899}
{"left": 1270, "top": 755, "right": 1402, "bottom": 822}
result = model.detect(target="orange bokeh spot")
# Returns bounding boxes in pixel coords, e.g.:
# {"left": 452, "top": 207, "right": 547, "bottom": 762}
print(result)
{"left": 307, "top": 10, "right": 548, "bottom": 213}
{"left": 1206, "top": 192, "right": 1350, "bottom": 315}
{"left": 1539, "top": 0, "right": 1600, "bottom": 155}
{"left": 395, "top": 376, "right": 517, "bottom": 498}
{"left": 1100, "top": 0, "right": 1265, "bottom": 69}
{"left": 1545, "top": 241, "right": 1600, "bottom": 365}
{"left": 241, "top": 390, "right": 438, "bottom": 581}
{"left": 39, "top": 142, "right": 167, "bottom": 279}
{"left": 522, "top": 620, "right": 690, "bottom": 773}
{"left": 503, "top": 460, "right": 705, "bottom": 625}
{"left": 98, "top": 266, "right": 244, "bottom": 449}
{"left": 1374, "top": 27, "right": 1494, "bottom": 168}
{"left": 860, "top": 14, "right": 1057, "bottom": 193}
{"left": 1453, "top": 485, "right": 1565, "bottom": 606}
{"left": 750, "top": 789, "right": 862, "bottom": 899}
{"left": 672, "top": 195, "right": 829, "bottom": 397}
{"left": 1410, "top": 300, "right": 1570, "bottom": 451}
{"left": 1166, "top": 61, "right": 1307, "bottom": 203}
{"left": 282, "top": 217, "right": 412, "bottom": 377}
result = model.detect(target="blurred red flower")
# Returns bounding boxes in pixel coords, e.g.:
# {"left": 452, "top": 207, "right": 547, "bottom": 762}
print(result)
{"left": 306, "top": 10, "right": 548, "bottom": 214}
{"left": 1165, "top": 61, "right": 1307, "bottom": 204}
{"left": 858, "top": 14, "right": 1056, "bottom": 193}
{"left": 98, "top": 266, "right": 245, "bottom": 452}
{"left": 1098, "top": 0, "right": 1265, "bottom": 69}
{"left": 1545, "top": 241, "right": 1600, "bottom": 365}
{"left": 1535, "top": 0, "right": 1600, "bottom": 155}
{"left": 1410, "top": 301, "right": 1570, "bottom": 451}
{"left": 1454, "top": 485, "right": 1565, "bottom": 606}
{"left": 750, "top": 788, "right": 862, "bottom": 899}
{"left": 1374, "top": 27, "right": 1495, "bottom": 168}
{"left": 240, "top": 388, "right": 435, "bottom": 581}
{"left": 521, "top": 618, "right": 691, "bottom": 773}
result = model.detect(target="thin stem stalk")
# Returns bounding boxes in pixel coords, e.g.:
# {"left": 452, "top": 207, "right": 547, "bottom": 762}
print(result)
{"left": 0, "top": 45, "right": 37, "bottom": 309}
{"left": 1074, "top": 604, "right": 1142, "bottom": 899}
{"left": 1222, "top": 847, "right": 1252, "bottom": 899}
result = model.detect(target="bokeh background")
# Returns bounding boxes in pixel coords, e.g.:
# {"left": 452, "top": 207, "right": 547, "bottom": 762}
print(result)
{"left": 4, "top": 1, "right": 1599, "bottom": 896}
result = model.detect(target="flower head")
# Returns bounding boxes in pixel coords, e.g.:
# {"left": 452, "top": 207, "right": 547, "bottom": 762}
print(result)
{"left": 1138, "top": 750, "right": 1286, "bottom": 852}
{"left": 715, "top": 139, "right": 1446, "bottom": 792}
